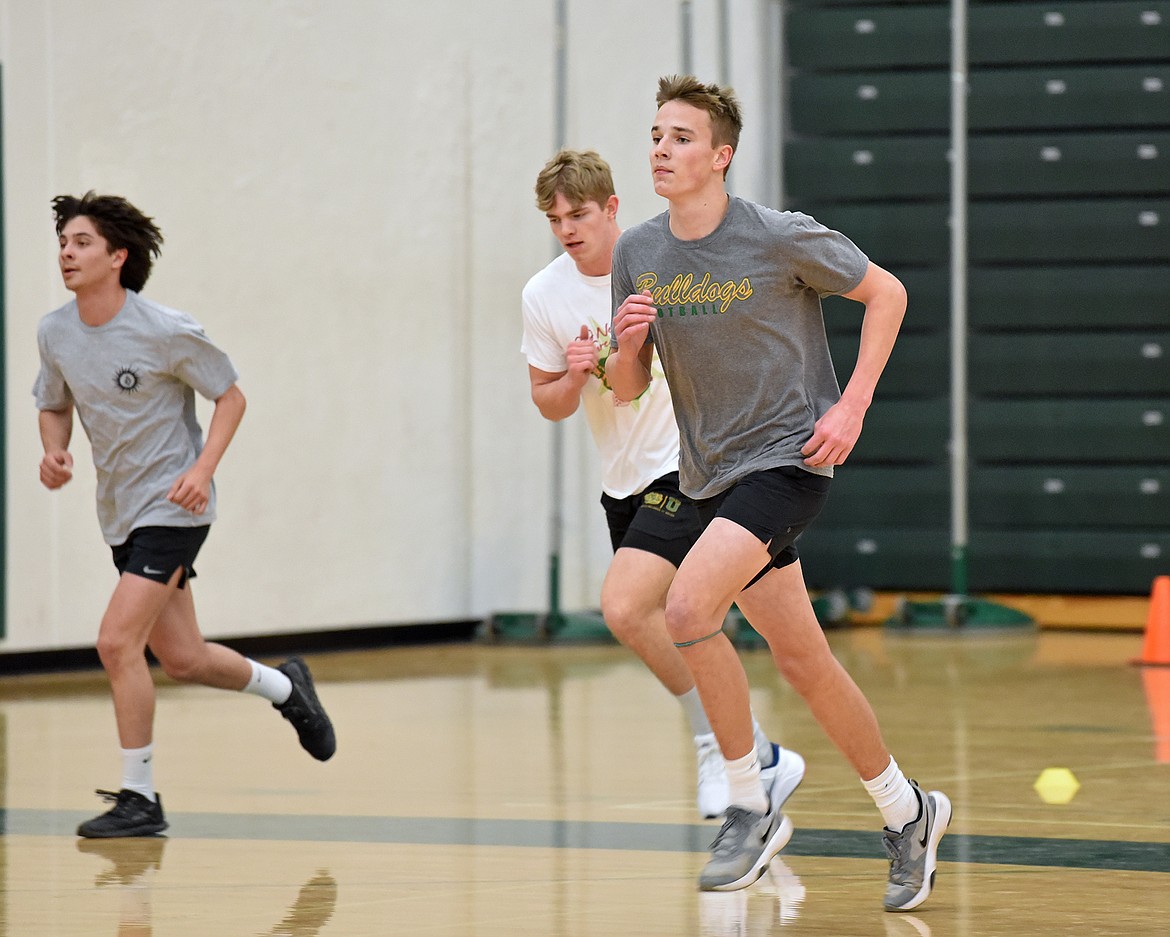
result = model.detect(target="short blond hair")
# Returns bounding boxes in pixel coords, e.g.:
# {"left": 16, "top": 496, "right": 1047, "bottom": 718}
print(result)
{"left": 656, "top": 75, "right": 743, "bottom": 175}
{"left": 534, "top": 149, "right": 615, "bottom": 213}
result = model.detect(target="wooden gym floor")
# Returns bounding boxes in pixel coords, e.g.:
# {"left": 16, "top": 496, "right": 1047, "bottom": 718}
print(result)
{"left": 1, "top": 627, "right": 1168, "bottom": 935}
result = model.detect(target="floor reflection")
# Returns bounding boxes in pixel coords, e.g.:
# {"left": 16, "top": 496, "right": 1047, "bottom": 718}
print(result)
{"left": 74, "top": 838, "right": 337, "bottom": 937}
{"left": 698, "top": 858, "right": 807, "bottom": 934}
{"left": 76, "top": 837, "right": 167, "bottom": 936}
{"left": 262, "top": 871, "right": 337, "bottom": 937}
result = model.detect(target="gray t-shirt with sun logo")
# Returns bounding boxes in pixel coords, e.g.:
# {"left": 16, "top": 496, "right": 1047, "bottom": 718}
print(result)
{"left": 34, "top": 291, "right": 239, "bottom": 545}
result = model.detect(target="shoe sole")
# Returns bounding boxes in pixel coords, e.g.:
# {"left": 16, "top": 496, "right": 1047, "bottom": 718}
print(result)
{"left": 885, "top": 791, "right": 952, "bottom": 912}
{"left": 77, "top": 821, "right": 168, "bottom": 839}
{"left": 702, "top": 813, "right": 795, "bottom": 892}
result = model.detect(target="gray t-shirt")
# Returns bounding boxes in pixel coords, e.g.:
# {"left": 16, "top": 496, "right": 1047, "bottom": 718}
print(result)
{"left": 33, "top": 291, "right": 239, "bottom": 545}
{"left": 611, "top": 196, "right": 868, "bottom": 499}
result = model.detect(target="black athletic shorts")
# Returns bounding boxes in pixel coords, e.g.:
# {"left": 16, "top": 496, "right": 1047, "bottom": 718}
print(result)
{"left": 110, "top": 525, "right": 211, "bottom": 589}
{"left": 600, "top": 472, "right": 703, "bottom": 569}
{"left": 694, "top": 465, "right": 831, "bottom": 588}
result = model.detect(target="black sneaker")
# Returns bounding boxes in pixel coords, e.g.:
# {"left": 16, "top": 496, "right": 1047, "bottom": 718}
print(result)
{"left": 274, "top": 657, "right": 336, "bottom": 761}
{"left": 76, "top": 789, "right": 168, "bottom": 839}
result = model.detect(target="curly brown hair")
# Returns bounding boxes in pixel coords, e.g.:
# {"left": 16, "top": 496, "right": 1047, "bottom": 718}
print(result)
{"left": 52, "top": 191, "right": 164, "bottom": 293}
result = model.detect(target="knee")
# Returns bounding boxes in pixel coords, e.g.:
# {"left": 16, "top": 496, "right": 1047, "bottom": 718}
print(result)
{"left": 156, "top": 650, "right": 201, "bottom": 683}
{"left": 600, "top": 591, "right": 643, "bottom": 644}
{"left": 772, "top": 645, "right": 836, "bottom": 695}
{"left": 95, "top": 627, "right": 142, "bottom": 672}
{"left": 772, "top": 652, "right": 810, "bottom": 691}
{"left": 663, "top": 591, "right": 713, "bottom": 645}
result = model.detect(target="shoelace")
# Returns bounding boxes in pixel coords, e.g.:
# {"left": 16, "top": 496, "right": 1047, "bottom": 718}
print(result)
{"left": 883, "top": 830, "right": 911, "bottom": 878}
{"left": 709, "top": 807, "right": 757, "bottom": 853}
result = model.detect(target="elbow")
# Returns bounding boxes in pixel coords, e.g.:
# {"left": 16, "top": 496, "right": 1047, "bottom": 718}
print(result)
{"left": 221, "top": 384, "right": 246, "bottom": 415}
{"left": 534, "top": 399, "right": 572, "bottom": 422}
{"left": 881, "top": 270, "right": 908, "bottom": 318}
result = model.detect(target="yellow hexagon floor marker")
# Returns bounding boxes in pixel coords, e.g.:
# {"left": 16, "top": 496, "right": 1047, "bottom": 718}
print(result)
{"left": 1034, "top": 767, "right": 1081, "bottom": 805}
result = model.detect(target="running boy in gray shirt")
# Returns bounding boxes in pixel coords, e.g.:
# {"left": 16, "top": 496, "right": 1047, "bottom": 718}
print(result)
{"left": 35, "top": 192, "right": 336, "bottom": 838}
{"left": 607, "top": 76, "right": 950, "bottom": 911}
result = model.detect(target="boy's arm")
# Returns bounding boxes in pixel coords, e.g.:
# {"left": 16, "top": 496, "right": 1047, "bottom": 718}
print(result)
{"left": 528, "top": 325, "right": 599, "bottom": 421}
{"left": 38, "top": 408, "right": 75, "bottom": 490}
{"left": 167, "top": 383, "right": 247, "bottom": 514}
{"left": 605, "top": 291, "right": 657, "bottom": 400}
{"left": 802, "top": 262, "right": 907, "bottom": 468}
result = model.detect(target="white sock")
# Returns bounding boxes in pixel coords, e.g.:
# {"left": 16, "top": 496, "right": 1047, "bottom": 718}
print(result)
{"left": 861, "top": 756, "right": 921, "bottom": 832}
{"left": 678, "top": 687, "right": 713, "bottom": 737}
{"left": 242, "top": 660, "right": 293, "bottom": 704}
{"left": 121, "top": 744, "right": 155, "bottom": 802}
{"left": 725, "top": 747, "right": 768, "bottom": 813}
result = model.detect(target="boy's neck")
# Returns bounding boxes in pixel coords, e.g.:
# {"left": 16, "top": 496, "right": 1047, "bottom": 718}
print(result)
{"left": 667, "top": 189, "right": 730, "bottom": 241}
{"left": 75, "top": 283, "right": 128, "bottom": 327}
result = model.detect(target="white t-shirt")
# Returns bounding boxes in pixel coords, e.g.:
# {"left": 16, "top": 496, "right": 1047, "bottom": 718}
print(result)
{"left": 521, "top": 251, "right": 680, "bottom": 499}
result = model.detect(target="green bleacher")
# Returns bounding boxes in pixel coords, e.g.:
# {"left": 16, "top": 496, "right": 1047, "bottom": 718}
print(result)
{"left": 786, "top": 0, "right": 1170, "bottom": 595}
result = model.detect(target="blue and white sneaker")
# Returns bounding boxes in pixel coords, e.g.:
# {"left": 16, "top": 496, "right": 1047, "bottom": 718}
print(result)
{"left": 698, "top": 746, "right": 805, "bottom": 891}
{"left": 695, "top": 733, "right": 731, "bottom": 819}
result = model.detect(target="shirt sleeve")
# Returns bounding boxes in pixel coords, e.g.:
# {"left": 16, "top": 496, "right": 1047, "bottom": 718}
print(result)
{"left": 520, "top": 283, "right": 571, "bottom": 373}
{"left": 786, "top": 212, "right": 870, "bottom": 298}
{"left": 168, "top": 316, "right": 239, "bottom": 400}
{"left": 33, "top": 322, "right": 73, "bottom": 411}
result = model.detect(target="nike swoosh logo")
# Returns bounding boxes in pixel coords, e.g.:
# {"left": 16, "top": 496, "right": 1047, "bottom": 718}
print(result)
{"left": 143, "top": 566, "right": 165, "bottom": 575}
{"left": 918, "top": 809, "right": 930, "bottom": 848}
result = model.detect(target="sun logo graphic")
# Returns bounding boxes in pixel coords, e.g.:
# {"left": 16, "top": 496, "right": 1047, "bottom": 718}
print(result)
{"left": 114, "top": 366, "right": 142, "bottom": 394}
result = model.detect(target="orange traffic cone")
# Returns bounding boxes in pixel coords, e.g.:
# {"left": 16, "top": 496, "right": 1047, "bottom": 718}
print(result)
{"left": 1134, "top": 576, "right": 1170, "bottom": 667}
{"left": 1143, "top": 668, "right": 1170, "bottom": 765}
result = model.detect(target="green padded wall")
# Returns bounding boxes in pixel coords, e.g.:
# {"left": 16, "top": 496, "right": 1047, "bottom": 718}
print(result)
{"left": 786, "top": 0, "right": 1170, "bottom": 595}
{"left": 786, "top": 131, "right": 1170, "bottom": 201}
{"left": 788, "top": 2, "right": 1170, "bottom": 70}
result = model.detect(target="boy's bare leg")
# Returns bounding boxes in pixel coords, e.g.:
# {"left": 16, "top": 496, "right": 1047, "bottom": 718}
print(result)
{"left": 735, "top": 560, "right": 890, "bottom": 780}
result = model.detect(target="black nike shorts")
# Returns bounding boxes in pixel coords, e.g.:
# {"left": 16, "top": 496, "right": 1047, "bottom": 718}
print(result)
{"left": 694, "top": 465, "right": 831, "bottom": 589}
{"left": 110, "top": 525, "right": 211, "bottom": 589}
{"left": 600, "top": 472, "right": 703, "bottom": 570}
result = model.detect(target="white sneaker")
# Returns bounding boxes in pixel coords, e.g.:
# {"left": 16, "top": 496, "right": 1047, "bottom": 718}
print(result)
{"left": 694, "top": 733, "right": 731, "bottom": 819}
{"left": 759, "top": 745, "right": 805, "bottom": 814}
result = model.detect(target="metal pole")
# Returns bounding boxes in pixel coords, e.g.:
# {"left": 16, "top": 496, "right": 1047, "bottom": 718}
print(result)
{"left": 949, "top": 0, "right": 970, "bottom": 599}
{"left": 717, "top": 0, "right": 730, "bottom": 85}
{"left": 547, "top": 0, "right": 569, "bottom": 629}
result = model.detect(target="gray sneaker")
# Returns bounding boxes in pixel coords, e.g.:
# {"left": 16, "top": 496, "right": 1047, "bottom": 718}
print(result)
{"left": 882, "top": 780, "right": 952, "bottom": 912}
{"left": 698, "top": 747, "right": 804, "bottom": 892}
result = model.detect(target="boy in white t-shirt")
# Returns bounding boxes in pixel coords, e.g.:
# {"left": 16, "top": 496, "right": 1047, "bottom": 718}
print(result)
{"left": 520, "top": 150, "right": 804, "bottom": 820}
